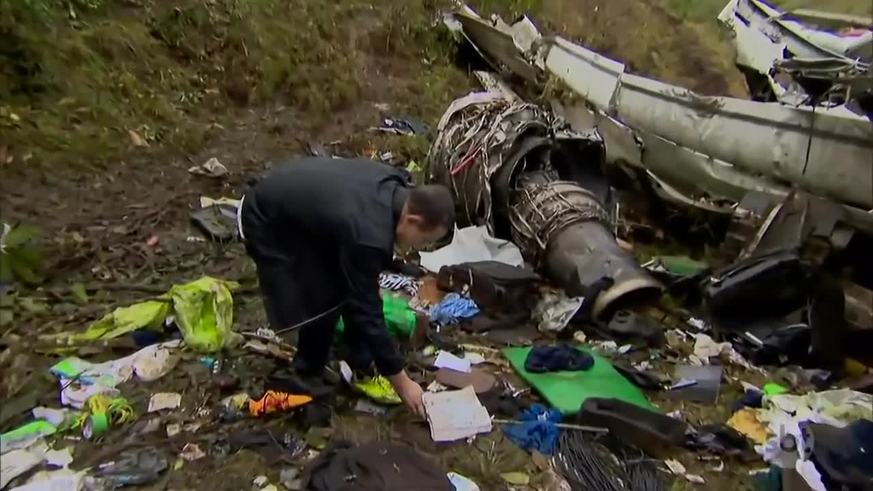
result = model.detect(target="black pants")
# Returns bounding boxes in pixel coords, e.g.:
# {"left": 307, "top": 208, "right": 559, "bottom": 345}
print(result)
{"left": 241, "top": 197, "right": 373, "bottom": 376}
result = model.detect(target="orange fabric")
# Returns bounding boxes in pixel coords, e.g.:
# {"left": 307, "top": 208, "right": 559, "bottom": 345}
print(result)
{"left": 248, "top": 390, "right": 313, "bottom": 416}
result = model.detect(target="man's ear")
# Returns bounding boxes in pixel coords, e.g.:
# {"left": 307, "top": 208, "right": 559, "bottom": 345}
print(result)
{"left": 406, "top": 214, "right": 425, "bottom": 227}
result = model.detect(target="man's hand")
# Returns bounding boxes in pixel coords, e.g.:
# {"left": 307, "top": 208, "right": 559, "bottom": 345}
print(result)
{"left": 388, "top": 370, "right": 425, "bottom": 418}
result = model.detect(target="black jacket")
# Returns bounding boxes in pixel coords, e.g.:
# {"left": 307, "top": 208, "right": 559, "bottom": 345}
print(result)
{"left": 243, "top": 157, "right": 410, "bottom": 375}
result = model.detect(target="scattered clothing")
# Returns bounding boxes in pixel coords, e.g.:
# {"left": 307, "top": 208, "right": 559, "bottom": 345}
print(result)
{"left": 503, "top": 404, "right": 562, "bottom": 455}
{"left": 429, "top": 293, "right": 479, "bottom": 325}
{"left": 524, "top": 345, "right": 593, "bottom": 373}
{"left": 436, "top": 261, "right": 538, "bottom": 318}
{"left": 378, "top": 273, "right": 419, "bottom": 296}
{"left": 302, "top": 441, "right": 453, "bottom": 491}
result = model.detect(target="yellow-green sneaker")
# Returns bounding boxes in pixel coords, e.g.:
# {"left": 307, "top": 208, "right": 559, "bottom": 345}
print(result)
{"left": 353, "top": 375, "right": 402, "bottom": 405}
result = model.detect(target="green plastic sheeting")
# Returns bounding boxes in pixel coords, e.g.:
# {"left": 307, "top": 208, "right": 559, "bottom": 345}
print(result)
{"left": 169, "top": 277, "right": 239, "bottom": 352}
{"left": 335, "top": 291, "right": 417, "bottom": 339}
{"left": 1, "top": 420, "right": 57, "bottom": 453}
{"left": 503, "top": 346, "right": 654, "bottom": 416}
{"left": 50, "top": 276, "right": 240, "bottom": 353}
{"left": 75, "top": 300, "right": 170, "bottom": 342}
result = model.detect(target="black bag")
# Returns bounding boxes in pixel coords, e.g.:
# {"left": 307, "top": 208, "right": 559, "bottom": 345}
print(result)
{"left": 437, "top": 261, "right": 539, "bottom": 317}
{"left": 704, "top": 251, "right": 810, "bottom": 324}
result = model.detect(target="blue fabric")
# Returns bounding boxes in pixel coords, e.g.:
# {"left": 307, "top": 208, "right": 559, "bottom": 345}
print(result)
{"left": 503, "top": 404, "right": 562, "bottom": 455}
{"left": 428, "top": 293, "right": 479, "bottom": 325}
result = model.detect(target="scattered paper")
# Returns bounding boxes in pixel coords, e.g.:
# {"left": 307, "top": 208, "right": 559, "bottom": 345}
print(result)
{"left": 447, "top": 472, "right": 480, "bottom": 491}
{"left": 426, "top": 381, "right": 448, "bottom": 393}
{"left": 686, "top": 474, "right": 705, "bottom": 484}
{"left": 534, "top": 293, "right": 584, "bottom": 332}
{"left": 419, "top": 225, "right": 523, "bottom": 272}
{"left": 166, "top": 423, "right": 181, "bottom": 437}
{"left": 664, "top": 459, "right": 705, "bottom": 484}
{"left": 463, "top": 352, "right": 486, "bottom": 365}
{"left": 50, "top": 341, "right": 182, "bottom": 408}
{"left": 1, "top": 448, "right": 44, "bottom": 488}
{"left": 338, "top": 361, "right": 354, "bottom": 384}
{"left": 796, "top": 459, "right": 826, "bottom": 491}
{"left": 44, "top": 448, "right": 74, "bottom": 468}
{"left": 756, "top": 389, "right": 873, "bottom": 466}
{"left": 353, "top": 400, "right": 388, "bottom": 416}
{"left": 8, "top": 469, "right": 85, "bottom": 491}
{"left": 188, "top": 157, "right": 228, "bottom": 177}
{"left": 434, "top": 351, "right": 472, "bottom": 373}
{"left": 422, "top": 386, "right": 492, "bottom": 442}
{"left": 180, "top": 443, "right": 205, "bottom": 461}
{"left": 727, "top": 408, "right": 769, "bottom": 444}
{"left": 664, "top": 459, "right": 686, "bottom": 475}
{"left": 692, "top": 333, "right": 732, "bottom": 360}
{"left": 148, "top": 392, "right": 182, "bottom": 413}
{"left": 199, "top": 196, "right": 241, "bottom": 208}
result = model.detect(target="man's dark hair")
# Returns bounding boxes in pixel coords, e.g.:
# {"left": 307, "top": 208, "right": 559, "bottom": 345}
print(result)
{"left": 407, "top": 185, "right": 455, "bottom": 231}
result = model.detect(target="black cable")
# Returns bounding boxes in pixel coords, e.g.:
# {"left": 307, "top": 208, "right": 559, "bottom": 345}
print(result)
{"left": 555, "top": 431, "right": 664, "bottom": 491}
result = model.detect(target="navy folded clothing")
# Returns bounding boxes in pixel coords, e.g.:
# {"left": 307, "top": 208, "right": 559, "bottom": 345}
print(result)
{"left": 524, "top": 345, "right": 594, "bottom": 373}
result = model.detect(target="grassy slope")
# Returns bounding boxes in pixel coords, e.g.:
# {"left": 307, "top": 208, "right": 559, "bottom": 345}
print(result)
{"left": 0, "top": 0, "right": 466, "bottom": 168}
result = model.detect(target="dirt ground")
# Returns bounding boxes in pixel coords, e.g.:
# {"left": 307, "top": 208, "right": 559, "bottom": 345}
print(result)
{"left": 1, "top": 0, "right": 869, "bottom": 490}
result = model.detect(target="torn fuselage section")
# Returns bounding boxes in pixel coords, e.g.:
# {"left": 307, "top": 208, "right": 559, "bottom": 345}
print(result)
{"left": 427, "top": 92, "right": 663, "bottom": 319}
{"left": 718, "top": 0, "right": 872, "bottom": 111}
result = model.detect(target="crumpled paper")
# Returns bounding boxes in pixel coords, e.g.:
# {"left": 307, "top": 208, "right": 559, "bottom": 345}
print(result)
{"left": 690, "top": 333, "right": 760, "bottom": 371}
{"left": 534, "top": 293, "right": 583, "bottom": 332}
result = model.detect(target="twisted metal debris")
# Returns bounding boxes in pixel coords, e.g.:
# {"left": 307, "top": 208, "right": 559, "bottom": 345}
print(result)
{"left": 427, "top": 91, "right": 662, "bottom": 318}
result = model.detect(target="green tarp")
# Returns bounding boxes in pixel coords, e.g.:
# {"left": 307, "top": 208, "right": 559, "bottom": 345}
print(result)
{"left": 503, "top": 346, "right": 654, "bottom": 416}
{"left": 47, "top": 276, "right": 241, "bottom": 353}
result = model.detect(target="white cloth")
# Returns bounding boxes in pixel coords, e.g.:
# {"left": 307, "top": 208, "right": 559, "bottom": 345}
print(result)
{"left": 236, "top": 194, "right": 246, "bottom": 241}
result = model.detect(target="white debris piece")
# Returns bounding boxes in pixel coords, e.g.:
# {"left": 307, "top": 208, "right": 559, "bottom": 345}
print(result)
{"left": 188, "top": 157, "right": 228, "bottom": 177}
{"left": 422, "top": 386, "right": 492, "bottom": 442}
{"left": 148, "top": 392, "right": 182, "bottom": 413}
{"left": 534, "top": 293, "right": 584, "bottom": 332}
{"left": 434, "top": 351, "right": 472, "bottom": 373}
{"left": 419, "top": 226, "right": 523, "bottom": 272}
